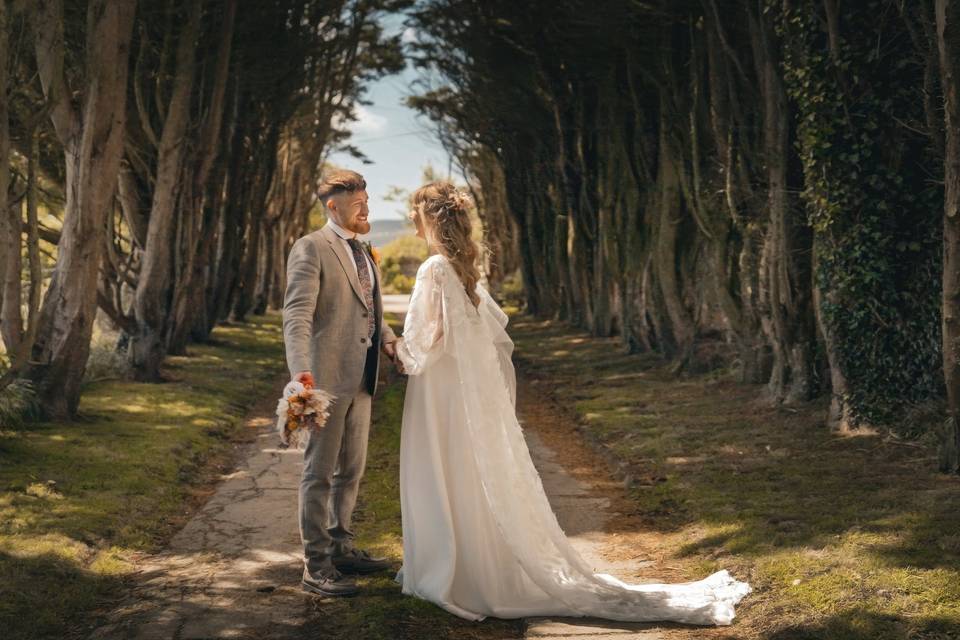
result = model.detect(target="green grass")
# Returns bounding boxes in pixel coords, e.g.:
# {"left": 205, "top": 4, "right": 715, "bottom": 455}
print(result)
{"left": 508, "top": 315, "right": 960, "bottom": 640}
{"left": 0, "top": 315, "right": 287, "bottom": 640}
{"left": 313, "top": 315, "right": 523, "bottom": 639}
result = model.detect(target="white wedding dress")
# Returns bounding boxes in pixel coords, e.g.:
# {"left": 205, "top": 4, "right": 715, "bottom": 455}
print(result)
{"left": 394, "top": 254, "right": 751, "bottom": 625}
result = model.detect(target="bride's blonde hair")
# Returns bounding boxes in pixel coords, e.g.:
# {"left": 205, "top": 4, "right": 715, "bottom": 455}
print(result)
{"left": 412, "top": 181, "right": 482, "bottom": 308}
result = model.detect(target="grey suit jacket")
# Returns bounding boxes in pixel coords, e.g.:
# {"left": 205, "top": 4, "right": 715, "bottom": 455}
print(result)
{"left": 282, "top": 223, "right": 397, "bottom": 397}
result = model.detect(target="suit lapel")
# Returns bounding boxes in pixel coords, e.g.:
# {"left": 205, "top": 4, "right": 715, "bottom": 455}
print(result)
{"left": 371, "top": 247, "right": 382, "bottom": 297}
{"left": 321, "top": 224, "right": 369, "bottom": 309}
{"left": 372, "top": 249, "right": 383, "bottom": 328}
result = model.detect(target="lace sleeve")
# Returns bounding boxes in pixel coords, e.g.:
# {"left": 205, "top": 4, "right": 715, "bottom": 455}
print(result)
{"left": 396, "top": 257, "right": 444, "bottom": 376}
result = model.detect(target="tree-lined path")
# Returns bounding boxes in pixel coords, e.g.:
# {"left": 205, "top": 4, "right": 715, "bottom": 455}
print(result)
{"left": 15, "top": 305, "right": 957, "bottom": 639}
{"left": 5, "top": 2, "right": 960, "bottom": 639}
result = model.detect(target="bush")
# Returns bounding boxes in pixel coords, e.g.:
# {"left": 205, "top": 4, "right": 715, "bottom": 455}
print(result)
{"left": 380, "top": 233, "right": 427, "bottom": 261}
{"left": 379, "top": 233, "right": 427, "bottom": 294}
{"left": 0, "top": 380, "right": 39, "bottom": 428}
{"left": 83, "top": 329, "right": 132, "bottom": 384}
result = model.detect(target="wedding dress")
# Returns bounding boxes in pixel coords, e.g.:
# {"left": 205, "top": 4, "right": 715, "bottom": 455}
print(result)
{"left": 394, "top": 254, "right": 751, "bottom": 625}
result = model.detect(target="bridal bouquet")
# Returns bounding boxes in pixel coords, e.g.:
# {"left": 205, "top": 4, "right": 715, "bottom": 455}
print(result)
{"left": 275, "top": 380, "right": 334, "bottom": 449}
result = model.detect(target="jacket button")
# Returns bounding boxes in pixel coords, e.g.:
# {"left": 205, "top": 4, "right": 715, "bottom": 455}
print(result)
{"left": 360, "top": 337, "right": 367, "bottom": 344}
{"left": 363, "top": 311, "right": 369, "bottom": 318}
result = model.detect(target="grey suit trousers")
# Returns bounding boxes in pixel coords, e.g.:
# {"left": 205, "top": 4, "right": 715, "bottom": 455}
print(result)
{"left": 299, "top": 352, "right": 374, "bottom": 577}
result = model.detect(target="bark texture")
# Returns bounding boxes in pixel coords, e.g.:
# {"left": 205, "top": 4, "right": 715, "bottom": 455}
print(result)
{"left": 938, "top": 0, "right": 960, "bottom": 472}
{"left": 26, "top": 0, "right": 136, "bottom": 418}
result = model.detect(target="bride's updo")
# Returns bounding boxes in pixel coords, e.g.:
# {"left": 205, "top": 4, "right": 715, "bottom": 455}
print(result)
{"left": 411, "top": 181, "right": 482, "bottom": 308}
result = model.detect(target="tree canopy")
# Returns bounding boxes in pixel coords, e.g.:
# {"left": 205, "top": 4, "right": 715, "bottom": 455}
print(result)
{"left": 406, "top": 0, "right": 958, "bottom": 470}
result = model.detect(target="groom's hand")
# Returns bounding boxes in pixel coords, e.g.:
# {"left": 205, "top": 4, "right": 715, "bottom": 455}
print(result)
{"left": 294, "top": 371, "right": 314, "bottom": 388}
{"left": 382, "top": 339, "right": 397, "bottom": 360}
{"left": 387, "top": 339, "right": 406, "bottom": 375}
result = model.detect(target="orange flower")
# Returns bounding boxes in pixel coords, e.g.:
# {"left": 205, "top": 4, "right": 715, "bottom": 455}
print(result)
{"left": 370, "top": 246, "right": 382, "bottom": 267}
{"left": 276, "top": 385, "right": 334, "bottom": 447}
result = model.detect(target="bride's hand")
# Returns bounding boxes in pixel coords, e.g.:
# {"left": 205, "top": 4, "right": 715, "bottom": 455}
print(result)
{"left": 393, "top": 338, "right": 407, "bottom": 375}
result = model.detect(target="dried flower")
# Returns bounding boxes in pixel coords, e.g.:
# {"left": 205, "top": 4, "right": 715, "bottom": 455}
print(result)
{"left": 276, "top": 381, "right": 334, "bottom": 449}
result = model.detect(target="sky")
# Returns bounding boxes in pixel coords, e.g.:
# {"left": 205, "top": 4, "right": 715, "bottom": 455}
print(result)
{"left": 326, "top": 19, "right": 453, "bottom": 223}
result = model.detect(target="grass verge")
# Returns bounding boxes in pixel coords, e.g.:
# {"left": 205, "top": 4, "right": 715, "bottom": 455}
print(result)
{"left": 509, "top": 315, "right": 960, "bottom": 640}
{"left": 0, "top": 315, "right": 287, "bottom": 640}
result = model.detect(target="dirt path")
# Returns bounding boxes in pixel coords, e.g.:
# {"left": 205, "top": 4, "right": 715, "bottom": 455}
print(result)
{"left": 86, "top": 381, "right": 317, "bottom": 640}
{"left": 517, "top": 376, "right": 742, "bottom": 640}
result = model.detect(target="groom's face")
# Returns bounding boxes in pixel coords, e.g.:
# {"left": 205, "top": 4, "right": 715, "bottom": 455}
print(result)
{"left": 328, "top": 189, "right": 371, "bottom": 235}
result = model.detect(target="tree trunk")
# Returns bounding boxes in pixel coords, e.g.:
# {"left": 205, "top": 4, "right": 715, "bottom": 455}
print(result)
{"left": 753, "top": 6, "right": 816, "bottom": 403}
{"left": 26, "top": 0, "right": 136, "bottom": 418}
{"left": 812, "top": 236, "right": 857, "bottom": 433}
{"left": 191, "top": 163, "right": 229, "bottom": 341}
{"left": 0, "top": 0, "right": 21, "bottom": 355}
{"left": 592, "top": 202, "right": 617, "bottom": 337}
{"left": 471, "top": 150, "right": 519, "bottom": 291}
{"left": 212, "top": 91, "right": 250, "bottom": 323}
{"left": 264, "top": 218, "right": 285, "bottom": 312}
{"left": 542, "top": 88, "right": 580, "bottom": 322}
{"left": 252, "top": 223, "right": 273, "bottom": 315}
{"left": 117, "top": 160, "right": 148, "bottom": 249}
{"left": 938, "top": 0, "right": 960, "bottom": 473}
{"left": 213, "top": 158, "right": 246, "bottom": 322}
{"left": 231, "top": 205, "right": 263, "bottom": 320}
{"left": 164, "top": 168, "right": 196, "bottom": 357}
{"left": 654, "top": 102, "right": 695, "bottom": 367}
{"left": 131, "top": 0, "right": 201, "bottom": 381}
{"left": 646, "top": 252, "right": 677, "bottom": 357}
{"left": 618, "top": 180, "right": 654, "bottom": 354}
{"left": 232, "top": 123, "right": 280, "bottom": 320}
{"left": 168, "top": 0, "right": 237, "bottom": 350}
{"left": 24, "top": 130, "right": 41, "bottom": 350}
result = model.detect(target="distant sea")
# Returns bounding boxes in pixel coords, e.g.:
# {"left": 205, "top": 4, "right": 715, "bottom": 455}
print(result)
{"left": 360, "top": 219, "right": 414, "bottom": 247}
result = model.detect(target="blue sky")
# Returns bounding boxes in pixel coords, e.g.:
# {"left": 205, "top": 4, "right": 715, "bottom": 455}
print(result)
{"left": 326, "top": 19, "right": 453, "bottom": 222}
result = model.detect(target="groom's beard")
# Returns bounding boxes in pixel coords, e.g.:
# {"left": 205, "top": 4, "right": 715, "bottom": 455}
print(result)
{"left": 344, "top": 218, "right": 371, "bottom": 235}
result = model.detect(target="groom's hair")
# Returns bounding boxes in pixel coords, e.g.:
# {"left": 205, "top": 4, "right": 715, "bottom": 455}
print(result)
{"left": 317, "top": 169, "right": 367, "bottom": 204}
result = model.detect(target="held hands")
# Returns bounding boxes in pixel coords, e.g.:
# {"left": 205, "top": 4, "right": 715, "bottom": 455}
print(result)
{"left": 382, "top": 339, "right": 397, "bottom": 361}
{"left": 383, "top": 339, "right": 406, "bottom": 375}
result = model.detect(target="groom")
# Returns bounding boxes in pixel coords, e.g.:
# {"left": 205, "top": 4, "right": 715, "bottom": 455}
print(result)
{"left": 282, "top": 169, "right": 397, "bottom": 597}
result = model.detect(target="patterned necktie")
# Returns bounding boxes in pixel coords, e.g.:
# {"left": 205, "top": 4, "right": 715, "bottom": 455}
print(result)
{"left": 346, "top": 238, "right": 375, "bottom": 338}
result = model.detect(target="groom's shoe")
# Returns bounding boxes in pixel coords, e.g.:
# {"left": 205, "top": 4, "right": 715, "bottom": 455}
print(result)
{"left": 332, "top": 548, "right": 393, "bottom": 574}
{"left": 301, "top": 568, "right": 358, "bottom": 597}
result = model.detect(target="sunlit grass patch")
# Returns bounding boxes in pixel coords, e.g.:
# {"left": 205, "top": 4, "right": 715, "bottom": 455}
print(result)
{"left": 509, "top": 314, "right": 960, "bottom": 640}
{"left": 0, "top": 314, "right": 287, "bottom": 640}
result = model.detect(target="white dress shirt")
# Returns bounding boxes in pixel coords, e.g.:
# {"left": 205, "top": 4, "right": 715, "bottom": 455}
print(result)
{"left": 327, "top": 219, "right": 376, "bottom": 289}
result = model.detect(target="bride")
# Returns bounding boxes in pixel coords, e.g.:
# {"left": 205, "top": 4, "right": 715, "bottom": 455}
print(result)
{"left": 393, "top": 181, "right": 751, "bottom": 626}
